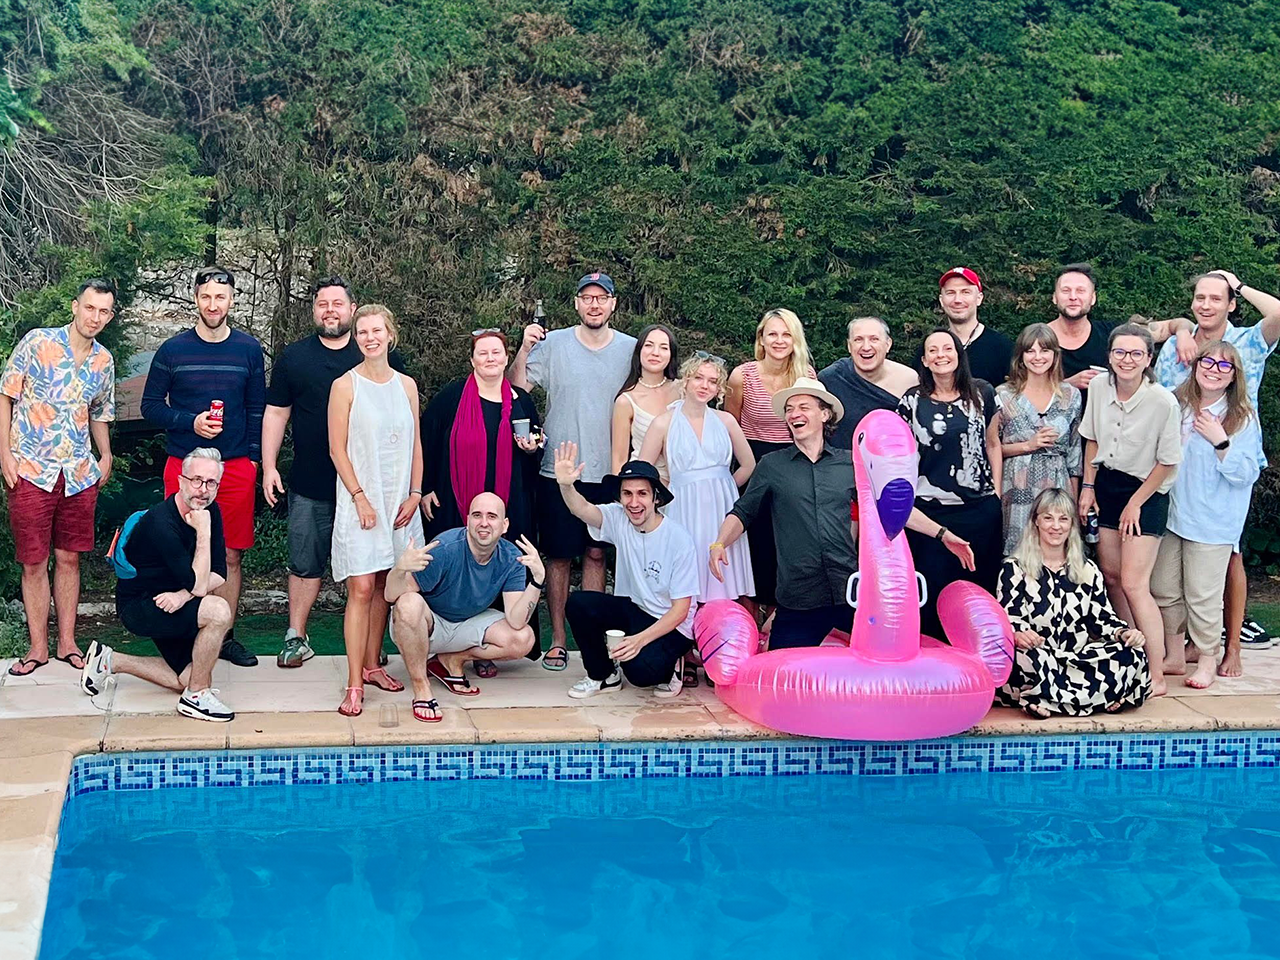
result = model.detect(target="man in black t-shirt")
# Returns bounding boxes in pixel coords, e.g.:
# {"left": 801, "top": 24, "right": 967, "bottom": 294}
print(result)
{"left": 930, "top": 267, "right": 1013, "bottom": 386}
{"left": 1047, "top": 263, "right": 1113, "bottom": 393}
{"left": 80, "top": 447, "right": 235, "bottom": 722}
{"left": 262, "top": 276, "right": 406, "bottom": 668}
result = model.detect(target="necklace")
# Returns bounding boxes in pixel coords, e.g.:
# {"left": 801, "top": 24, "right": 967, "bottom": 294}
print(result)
{"left": 637, "top": 377, "right": 669, "bottom": 389}
{"left": 960, "top": 322, "right": 983, "bottom": 348}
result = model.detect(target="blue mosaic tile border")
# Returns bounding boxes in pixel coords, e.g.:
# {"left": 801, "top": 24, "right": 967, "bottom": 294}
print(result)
{"left": 66, "top": 732, "right": 1280, "bottom": 798}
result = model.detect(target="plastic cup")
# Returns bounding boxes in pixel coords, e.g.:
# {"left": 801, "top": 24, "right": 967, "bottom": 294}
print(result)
{"left": 605, "top": 629, "right": 625, "bottom": 656}
{"left": 513, "top": 418, "right": 531, "bottom": 439}
{"left": 378, "top": 703, "right": 399, "bottom": 728}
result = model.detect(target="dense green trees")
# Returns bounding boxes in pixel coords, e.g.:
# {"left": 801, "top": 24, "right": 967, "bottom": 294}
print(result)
{"left": 3, "top": 0, "right": 1280, "bottom": 579}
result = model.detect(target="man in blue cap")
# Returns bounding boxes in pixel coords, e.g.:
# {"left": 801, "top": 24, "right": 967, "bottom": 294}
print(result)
{"left": 511, "top": 271, "right": 636, "bottom": 672}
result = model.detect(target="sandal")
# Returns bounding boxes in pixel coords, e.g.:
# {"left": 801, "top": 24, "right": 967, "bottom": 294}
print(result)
{"left": 542, "top": 645, "right": 568, "bottom": 671}
{"left": 7, "top": 657, "right": 47, "bottom": 677}
{"left": 362, "top": 666, "right": 405, "bottom": 693}
{"left": 682, "top": 661, "right": 700, "bottom": 688}
{"left": 1022, "top": 702, "right": 1052, "bottom": 720}
{"left": 55, "top": 652, "right": 86, "bottom": 670}
{"left": 428, "top": 657, "right": 480, "bottom": 697}
{"left": 412, "top": 699, "right": 443, "bottom": 723}
{"left": 474, "top": 659, "right": 498, "bottom": 679}
{"left": 338, "top": 686, "right": 364, "bottom": 717}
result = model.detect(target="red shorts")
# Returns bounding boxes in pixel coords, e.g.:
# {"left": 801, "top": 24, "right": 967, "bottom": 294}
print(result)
{"left": 8, "top": 475, "right": 99, "bottom": 564}
{"left": 164, "top": 455, "right": 257, "bottom": 550}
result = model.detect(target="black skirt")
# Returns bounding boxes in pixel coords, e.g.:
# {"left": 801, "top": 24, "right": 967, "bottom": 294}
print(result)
{"left": 906, "top": 495, "right": 1004, "bottom": 642}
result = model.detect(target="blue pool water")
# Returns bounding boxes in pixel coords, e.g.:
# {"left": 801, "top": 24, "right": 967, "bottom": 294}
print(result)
{"left": 40, "top": 760, "right": 1280, "bottom": 960}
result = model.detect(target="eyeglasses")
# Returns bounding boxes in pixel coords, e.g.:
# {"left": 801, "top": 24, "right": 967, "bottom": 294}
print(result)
{"left": 1197, "top": 356, "right": 1236, "bottom": 374}
{"left": 693, "top": 350, "right": 726, "bottom": 365}
{"left": 181, "top": 475, "right": 221, "bottom": 490}
{"left": 1110, "top": 348, "right": 1148, "bottom": 362}
{"left": 576, "top": 294, "right": 613, "bottom": 305}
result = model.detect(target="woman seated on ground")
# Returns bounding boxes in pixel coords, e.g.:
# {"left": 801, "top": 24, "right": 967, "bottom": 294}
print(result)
{"left": 1152, "top": 340, "right": 1262, "bottom": 690}
{"left": 611, "top": 323, "right": 682, "bottom": 479}
{"left": 996, "top": 488, "right": 1150, "bottom": 718}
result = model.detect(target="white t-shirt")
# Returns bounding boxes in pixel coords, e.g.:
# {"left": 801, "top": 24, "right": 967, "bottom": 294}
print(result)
{"left": 526, "top": 327, "right": 636, "bottom": 482}
{"left": 588, "top": 503, "right": 700, "bottom": 637}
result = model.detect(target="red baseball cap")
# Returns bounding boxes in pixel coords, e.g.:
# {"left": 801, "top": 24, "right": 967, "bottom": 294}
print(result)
{"left": 938, "top": 267, "right": 982, "bottom": 292}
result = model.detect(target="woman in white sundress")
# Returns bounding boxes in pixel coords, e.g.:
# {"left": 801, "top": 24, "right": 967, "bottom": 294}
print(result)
{"left": 611, "top": 323, "right": 682, "bottom": 481}
{"left": 329, "top": 304, "right": 424, "bottom": 717}
{"left": 640, "top": 352, "right": 756, "bottom": 604}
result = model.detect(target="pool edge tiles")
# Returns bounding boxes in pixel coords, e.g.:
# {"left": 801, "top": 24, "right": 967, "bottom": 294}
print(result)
{"left": 64, "top": 731, "right": 1280, "bottom": 796}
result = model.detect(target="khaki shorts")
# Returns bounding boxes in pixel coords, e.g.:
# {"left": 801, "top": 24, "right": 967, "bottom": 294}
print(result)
{"left": 392, "top": 606, "right": 506, "bottom": 655}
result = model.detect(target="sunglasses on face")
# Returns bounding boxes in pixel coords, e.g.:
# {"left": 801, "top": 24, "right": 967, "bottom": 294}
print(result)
{"left": 1197, "top": 356, "right": 1236, "bottom": 374}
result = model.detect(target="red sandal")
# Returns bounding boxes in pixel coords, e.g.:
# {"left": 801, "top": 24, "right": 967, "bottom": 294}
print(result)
{"left": 412, "top": 698, "right": 442, "bottom": 723}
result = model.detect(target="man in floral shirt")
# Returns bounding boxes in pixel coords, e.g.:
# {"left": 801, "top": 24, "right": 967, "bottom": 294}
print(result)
{"left": 1, "top": 279, "right": 117, "bottom": 676}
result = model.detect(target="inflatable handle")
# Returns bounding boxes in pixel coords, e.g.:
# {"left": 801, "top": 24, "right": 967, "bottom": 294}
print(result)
{"left": 845, "top": 572, "right": 860, "bottom": 608}
{"left": 916, "top": 571, "right": 928, "bottom": 609}
{"left": 693, "top": 600, "right": 758, "bottom": 687}
{"left": 936, "top": 580, "right": 1016, "bottom": 685}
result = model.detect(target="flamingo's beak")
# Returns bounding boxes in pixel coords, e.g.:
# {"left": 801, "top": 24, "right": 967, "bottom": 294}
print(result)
{"left": 865, "top": 451, "right": 916, "bottom": 541}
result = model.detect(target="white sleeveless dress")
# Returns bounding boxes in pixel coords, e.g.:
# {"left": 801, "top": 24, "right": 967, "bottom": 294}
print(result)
{"left": 665, "top": 401, "right": 754, "bottom": 601}
{"left": 622, "top": 392, "right": 669, "bottom": 483}
{"left": 331, "top": 369, "right": 424, "bottom": 581}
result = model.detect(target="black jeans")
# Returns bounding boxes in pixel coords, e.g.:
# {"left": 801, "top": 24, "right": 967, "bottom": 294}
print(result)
{"left": 770, "top": 604, "right": 853, "bottom": 649}
{"left": 566, "top": 591, "right": 693, "bottom": 684}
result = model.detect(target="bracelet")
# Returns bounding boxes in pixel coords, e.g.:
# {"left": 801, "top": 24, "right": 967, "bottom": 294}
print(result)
{"left": 410, "top": 487, "right": 422, "bottom": 495}
{"left": 709, "top": 541, "right": 724, "bottom": 551}
{"left": 1081, "top": 482, "right": 1095, "bottom": 489}
{"left": 934, "top": 526, "right": 948, "bottom": 541}
{"left": 529, "top": 578, "right": 545, "bottom": 590}
{"left": 350, "top": 487, "right": 363, "bottom": 500}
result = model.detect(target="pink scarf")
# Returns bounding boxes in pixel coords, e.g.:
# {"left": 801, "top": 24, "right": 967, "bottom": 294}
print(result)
{"left": 450, "top": 374, "right": 513, "bottom": 517}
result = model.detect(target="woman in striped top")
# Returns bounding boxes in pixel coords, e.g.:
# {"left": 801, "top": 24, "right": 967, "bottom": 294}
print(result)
{"left": 725, "top": 308, "right": 815, "bottom": 617}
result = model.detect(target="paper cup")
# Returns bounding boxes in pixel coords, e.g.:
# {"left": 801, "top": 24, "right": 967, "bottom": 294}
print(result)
{"left": 605, "top": 629, "right": 625, "bottom": 656}
{"left": 513, "top": 418, "right": 531, "bottom": 439}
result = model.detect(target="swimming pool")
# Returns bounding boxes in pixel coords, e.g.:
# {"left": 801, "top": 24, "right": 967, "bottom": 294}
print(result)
{"left": 39, "top": 735, "right": 1280, "bottom": 959}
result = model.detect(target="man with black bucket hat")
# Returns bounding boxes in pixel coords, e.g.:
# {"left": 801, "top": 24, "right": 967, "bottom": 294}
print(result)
{"left": 552, "top": 443, "right": 700, "bottom": 700}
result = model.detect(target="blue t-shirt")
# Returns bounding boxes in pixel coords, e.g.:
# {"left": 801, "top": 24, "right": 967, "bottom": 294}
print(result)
{"left": 411, "top": 527, "right": 527, "bottom": 623}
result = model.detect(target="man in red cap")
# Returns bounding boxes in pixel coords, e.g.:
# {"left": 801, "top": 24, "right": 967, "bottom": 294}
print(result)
{"left": 930, "top": 266, "right": 1013, "bottom": 386}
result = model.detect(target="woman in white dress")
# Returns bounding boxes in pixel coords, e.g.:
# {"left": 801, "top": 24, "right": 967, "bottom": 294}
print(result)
{"left": 641, "top": 353, "right": 756, "bottom": 605}
{"left": 329, "top": 304, "right": 424, "bottom": 716}
{"left": 611, "top": 324, "right": 682, "bottom": 480}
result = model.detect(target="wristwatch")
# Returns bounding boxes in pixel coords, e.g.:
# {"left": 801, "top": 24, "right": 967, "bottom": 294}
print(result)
{"left": 1214, "top": 438, "right": 1231, "bottom": 451}
{"left": 934, "top": 526, "right": 949, "bottom": 541}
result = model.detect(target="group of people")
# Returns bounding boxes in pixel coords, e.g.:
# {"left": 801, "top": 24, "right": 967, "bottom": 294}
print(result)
{"left": 2, "top": 260, "right": 1274, "bottom": 724}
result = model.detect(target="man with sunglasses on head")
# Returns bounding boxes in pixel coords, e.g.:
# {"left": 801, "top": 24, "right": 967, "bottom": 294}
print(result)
{"left": 141, "top": 265, "right": 265, "bottom": 667}
{"left": 1151, "top": 271, "right": 1280, "bottom": 678}
{"left": 510, "top": 271, "right": 636, "bottom": 672}
{"left": 261, "top": 276, "right": 406, "bottom": 668}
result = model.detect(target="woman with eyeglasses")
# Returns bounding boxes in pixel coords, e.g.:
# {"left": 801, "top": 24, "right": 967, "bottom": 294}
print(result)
{"left": 329, "top": 305, "right": 424, "bottom": 716}
{"left": 611, "top": 324, "right": 682, "bottom": 480}
{"left": 1151, "top": 340, "right": 1262, "bottom": 690}
{"left": 418, "top": 329, "right": 543, "bottom": 679}
{"left": 725, "top": 308, "right": 815, "bottom": 622}
{"left": 1077, "top": 322, "right": 1182, "bottom": 695}
{"left": 994, "top": 324, "right": 1082, "bottom": 555}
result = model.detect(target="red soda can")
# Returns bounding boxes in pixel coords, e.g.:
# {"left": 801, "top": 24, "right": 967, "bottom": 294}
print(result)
{"left": 209, "top": 399, "right": 225, "bottom": 422}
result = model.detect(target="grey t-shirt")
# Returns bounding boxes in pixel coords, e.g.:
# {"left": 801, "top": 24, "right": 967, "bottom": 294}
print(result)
{"left": 526, "top": 327, "right": 636, "bottom": 482}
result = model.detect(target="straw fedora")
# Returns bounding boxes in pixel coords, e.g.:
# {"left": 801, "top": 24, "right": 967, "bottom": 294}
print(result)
{"left": 770, "top": 376, "right": 845, "bottom": 423}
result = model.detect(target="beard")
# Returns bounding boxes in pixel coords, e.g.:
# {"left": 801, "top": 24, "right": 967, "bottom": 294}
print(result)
{"left": 1057, "top": 304, "right": 1091, "bottom": 321}
{"left": 198, "top": 312, "right": 228, "bottom": 331}
{"left": 318, "top": 318, "right": 352, "bottom": 339}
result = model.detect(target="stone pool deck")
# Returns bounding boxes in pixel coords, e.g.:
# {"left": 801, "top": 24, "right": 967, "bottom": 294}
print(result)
{"left": 3, "top": 648, "right": 1280, "bottom": 958}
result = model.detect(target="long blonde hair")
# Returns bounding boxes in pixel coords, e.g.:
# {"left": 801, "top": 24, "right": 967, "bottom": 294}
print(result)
{"left": 753, "top": 308, "right": 812, "bottom": 386}
{"left": 1007, "top": 323, "right": 1067, "bottom": 399}
{"left": 1010, "top": 488, "right": 1089, "bottom": 584}
{"left": 1173, "top": 339, "right": 1254, "bottom": 437}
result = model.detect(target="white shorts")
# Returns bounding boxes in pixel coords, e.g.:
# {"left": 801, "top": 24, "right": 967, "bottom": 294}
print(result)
{"left": 392, "top": 606, "right": 506, "bottom": 655}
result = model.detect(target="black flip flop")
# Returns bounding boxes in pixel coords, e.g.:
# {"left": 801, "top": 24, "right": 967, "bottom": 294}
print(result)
{"left": 54, "top": 652, "right": 85, "bottom": 670}
{"left": 7, "top": 658, "right": 47, "bottom": 677}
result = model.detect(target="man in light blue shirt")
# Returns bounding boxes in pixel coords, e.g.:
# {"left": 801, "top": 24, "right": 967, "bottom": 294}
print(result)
{"left": 1153, "top": 270, "right": 1280, "bottom": 676}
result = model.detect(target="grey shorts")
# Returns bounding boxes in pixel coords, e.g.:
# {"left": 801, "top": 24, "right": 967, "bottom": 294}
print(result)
{"left": 288, "top": 490, "right": 336, "bottom": 579}
{"left": 391, "top": 606, "right": 506, "bottom": 655}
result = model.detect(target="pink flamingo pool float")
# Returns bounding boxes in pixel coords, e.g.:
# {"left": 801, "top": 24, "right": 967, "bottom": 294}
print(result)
{"left": 694, "top": 409, "right": 1014, "bottom": 740}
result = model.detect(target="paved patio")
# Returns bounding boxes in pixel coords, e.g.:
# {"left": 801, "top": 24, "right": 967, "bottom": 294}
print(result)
{"left": 3, "top": 648, "right": 1280, "bottom": 960}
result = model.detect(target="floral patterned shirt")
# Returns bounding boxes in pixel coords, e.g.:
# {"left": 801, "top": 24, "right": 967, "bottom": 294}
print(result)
{"left": 1, "top": 326, "right": 115, "bottom": 495}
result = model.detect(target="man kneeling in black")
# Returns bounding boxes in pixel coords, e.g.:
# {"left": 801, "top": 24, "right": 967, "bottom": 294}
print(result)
{"left": 81, "top": 447, "right": 235, "bottom": 721}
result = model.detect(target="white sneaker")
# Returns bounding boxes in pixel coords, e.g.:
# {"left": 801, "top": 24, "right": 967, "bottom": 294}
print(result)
{"left": 80, "top": 640, "right": 114, "bottom": 696}
{"left": 177, "top": 687, "right": 235, "bottom": 722}
{"left": 654, "top": 659, "right": 684, "bottom": 699}
{"left": 567, "top": 668, "right": 623, "bottom": 700}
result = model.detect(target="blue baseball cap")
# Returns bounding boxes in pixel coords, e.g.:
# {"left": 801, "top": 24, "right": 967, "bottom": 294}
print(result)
{"left": 576, "top": 272, "right": 615, "bottom": 296}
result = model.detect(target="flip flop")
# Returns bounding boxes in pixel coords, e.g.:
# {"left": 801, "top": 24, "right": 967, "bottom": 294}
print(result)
{"left": 428, "top": 657, "right": 480, "bottom": 696}
{"left": 542, "top": 645, "right": 568, "bottom": 672}
{"left": 54, "top": 652, "right": 85, "bottom": 670}
{"left": 682, "top": 661, "right": 699, "bottom": 688}
{"left": 7, "top": 658, "right": 47, "bottom": 677}
{"left": 361, "top": 666, "right": 405, "bottom": 693}
{"left": 412, "top": 699, "right": 443, "bottom": 723}
{"left": 474, "top": 659, "right": 498, "bottom": 679}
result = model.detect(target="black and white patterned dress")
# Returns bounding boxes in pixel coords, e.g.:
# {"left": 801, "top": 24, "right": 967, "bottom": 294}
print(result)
{"left": 995, "top": 556, "right": 1150, "bottom": 716}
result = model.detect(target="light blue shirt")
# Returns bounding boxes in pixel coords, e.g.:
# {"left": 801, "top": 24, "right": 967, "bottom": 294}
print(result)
{"left": 1166, "top": 398, "right": 1262, "bottom": 547}
{"left": 1155, "top": 321, "right": 1275, "bottom": 466}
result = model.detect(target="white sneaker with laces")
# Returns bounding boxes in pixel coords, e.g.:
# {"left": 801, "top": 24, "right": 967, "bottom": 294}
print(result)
{"left": 177, "top": 687, "right": 235, "bottom": 722}
{"left": 80, "top": 640, "right": 114, "bottom": 696}
{"left": 567, "top": 668, "right": 623, "bottom": 700}
{"left": 654, "top": 659, "right": 684, "bottom": 699}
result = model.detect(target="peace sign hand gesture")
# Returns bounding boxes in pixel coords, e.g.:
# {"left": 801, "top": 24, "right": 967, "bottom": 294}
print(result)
{"left": 394, "top": 537, "right": 440, "bottom": 574}
{"left": 514, "top": 535, "right": 546, "bottom": 584}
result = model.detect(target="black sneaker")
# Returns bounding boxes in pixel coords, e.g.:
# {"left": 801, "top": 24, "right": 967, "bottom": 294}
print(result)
{"left": 1234, "top": 616, "right": 1275, "bottom": 650}
{"left": 219, "top": 636, "right": 259, "bottom": 667}
{"left": 378, "top": 647, "right": 389, "bottom": 667}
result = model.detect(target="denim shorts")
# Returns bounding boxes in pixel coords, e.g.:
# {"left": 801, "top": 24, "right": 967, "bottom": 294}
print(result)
{"left": 288, "top": 490, "right": 336, "bottom": 578}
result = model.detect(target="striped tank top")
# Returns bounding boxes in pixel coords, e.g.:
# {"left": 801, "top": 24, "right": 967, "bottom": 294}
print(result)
{"left": 737, "top": 360, "right": 812, "bottom": 443}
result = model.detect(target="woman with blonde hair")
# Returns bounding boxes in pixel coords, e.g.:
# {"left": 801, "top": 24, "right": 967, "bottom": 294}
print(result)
{"left": 994, "top": 323, "right": 1082, "bottom": 554}
{"left": 1152, "top": 340, "right": 1263, "bottom": 690}
{"left": 996, "top": 488, "right": 1149, "bottom": 717}
{"left": 329, "top": 304, "right": 424, "bottom": 716}
{"left": 725, "top": 308, "right": 814, "bottom": 617}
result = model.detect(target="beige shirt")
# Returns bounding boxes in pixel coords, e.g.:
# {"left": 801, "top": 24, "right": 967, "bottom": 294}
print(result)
{"left": 1078, "top": 376, "right": 1182, "bottom": 493}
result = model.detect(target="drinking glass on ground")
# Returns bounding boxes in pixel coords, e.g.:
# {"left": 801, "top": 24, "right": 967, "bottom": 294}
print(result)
{"left": 379, "top": 703, "right": 399, "bottom": 728}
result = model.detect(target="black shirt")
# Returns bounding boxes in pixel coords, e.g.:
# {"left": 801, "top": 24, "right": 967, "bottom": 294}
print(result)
{"left": 916, "top": 326, "right": 1013, "bottom": 387}
{"left": 116, "top": 497, "right": 228, "bottom": 602}
{"left": 266, "top": 335, "right": 406, "bottom": 500}
{"left": 819, "top": 357, "right": 903, "bottom": 449}
{"left": 1059, "top": 318, "right": 1116, "bottom": 382}
{"left": 729, "top": 444, "right": 857, "bottom": 610}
